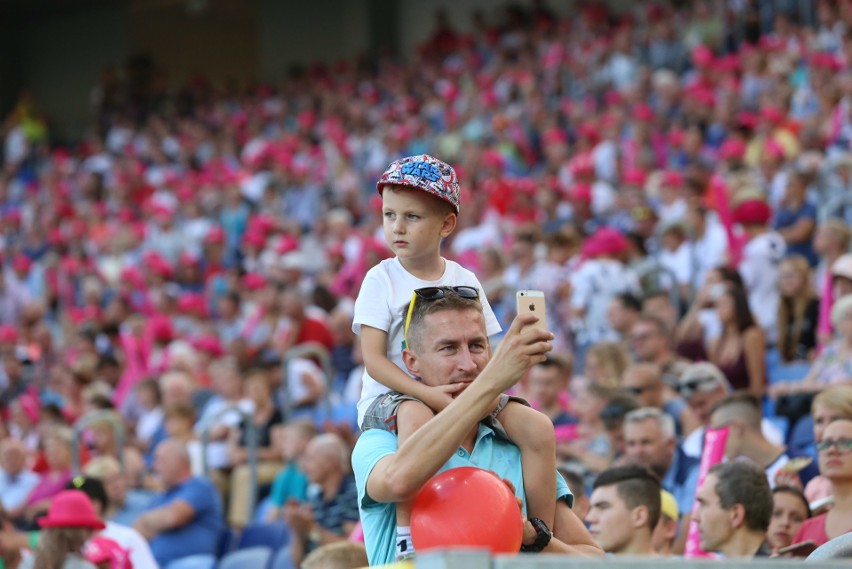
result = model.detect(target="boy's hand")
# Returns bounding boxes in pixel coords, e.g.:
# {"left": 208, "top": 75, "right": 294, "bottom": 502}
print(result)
{"left": 422, "top": 383, "right": 468, "bottom": 412}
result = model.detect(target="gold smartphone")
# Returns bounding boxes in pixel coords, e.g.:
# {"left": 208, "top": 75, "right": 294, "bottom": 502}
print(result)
{"left": 516, "top": 290, "right": 548, "bottom": 332}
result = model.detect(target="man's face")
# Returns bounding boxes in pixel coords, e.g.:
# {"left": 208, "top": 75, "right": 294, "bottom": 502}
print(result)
{"left": 687, "top": 387, "right": 724, "bottom": 425}
{"left": 0, "top": 445, "right": 24, "bottom": 475}
{"left": 586, "top": 485, "right": 635, "bottom": 553}
{"left": 153, "top": 445, "right": 179, "bottom": 487}
{"left": 630, "top": 322, "right": 665, "bottom": 362}
{"left": 693, "top": 473, "right": 734, "bottom": 552}
{"left": 621, "top": 368, "right": 662, "bottom": 407}
{"left": 299, "top": 439, "right": 334, "bottom": 485}
{"left": 624, "top": 419, "right": 674, "bottom": 477}
{"left": 527, "top": 365, "right": 564, "bottom": 409}
{"left": 405, "top": 308, "right": 490, "bottom": 395}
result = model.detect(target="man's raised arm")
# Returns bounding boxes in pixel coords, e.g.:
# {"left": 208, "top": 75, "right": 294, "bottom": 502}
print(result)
{"left": 365, "top": 314, "right": 552, "bottom": 504}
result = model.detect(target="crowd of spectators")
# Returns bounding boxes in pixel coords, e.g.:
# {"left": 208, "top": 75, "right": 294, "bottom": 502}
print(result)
{"left": 2, "top": 0, "right": 852, "bottom": 566}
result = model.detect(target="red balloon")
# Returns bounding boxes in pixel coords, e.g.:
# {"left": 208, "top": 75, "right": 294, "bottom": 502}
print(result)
{"left": 410, "top": 466, "right": 523, "bottom": 555}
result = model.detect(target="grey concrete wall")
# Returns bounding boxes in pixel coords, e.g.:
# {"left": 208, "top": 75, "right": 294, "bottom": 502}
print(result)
{"left": 18, "top": 2, "right": 127, "bottom": 141}
{"left": 259, "top": 0, "right": 370, "bottom": 82}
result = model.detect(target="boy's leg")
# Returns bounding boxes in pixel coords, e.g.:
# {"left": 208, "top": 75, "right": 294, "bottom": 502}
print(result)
{"left": 394, "top": 400, "right": 436, "bottom": 559}
{"left": 495, "top": 400, "right": 557, "bottom": 529}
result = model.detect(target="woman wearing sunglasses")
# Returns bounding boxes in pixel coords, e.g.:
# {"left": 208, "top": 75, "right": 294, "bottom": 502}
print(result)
{"left": 792, "top": 419, "right": 852, "bottom": 547}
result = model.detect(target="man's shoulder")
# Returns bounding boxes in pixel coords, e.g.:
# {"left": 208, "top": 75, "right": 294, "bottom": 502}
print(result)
{"left": 353, "top": 430, "right": 399, "bottom": 478}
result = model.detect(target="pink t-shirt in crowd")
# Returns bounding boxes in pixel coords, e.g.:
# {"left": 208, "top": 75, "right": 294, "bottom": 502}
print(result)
{"left": 793, "top": 514, "right": 831, "bottom": 547}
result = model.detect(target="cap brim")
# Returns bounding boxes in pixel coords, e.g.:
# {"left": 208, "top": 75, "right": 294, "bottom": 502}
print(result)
{"left": 39, "top": 517, "right": 105, "bottom": 530}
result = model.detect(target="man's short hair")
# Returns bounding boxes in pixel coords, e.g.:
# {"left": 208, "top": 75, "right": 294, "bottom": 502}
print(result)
{"left": 405, "top": 287, "right": 482, "bottom": 351}
{"left": 635, "top": 313, "right": 671, "bottom": 338}
{"left": 559, "top": 468, "right": 586, "bottom": 500}
{"left": 708, "top": 460, "right": 773, "bottom": 532}
{"left": 592, "top": 464, "right": 662, "bottom": 529}
{"left": 164, "top": 403, "right": 196, "bottom": 423}
{"left": 66, "top": 475, "right": 109, "bottom": 511}
{"left": 710, "top": 391, "right": 762, "bottom": 430}
{"left": 534, "top": 354, "right": 574, "bottom": 379}
{"left": 624, "top": 407, "right": 676, "bottom": 440}
{"left": 615, "top": 293, "right": 642, "bottom": 313}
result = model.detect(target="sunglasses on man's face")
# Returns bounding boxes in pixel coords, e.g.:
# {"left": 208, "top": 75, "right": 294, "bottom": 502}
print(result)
{"left": 403, "top": 286, "right": 480, "bottom": 349}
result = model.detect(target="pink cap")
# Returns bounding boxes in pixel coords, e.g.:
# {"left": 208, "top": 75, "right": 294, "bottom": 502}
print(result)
{"left": 0, "top": 325, "right": 18, "bottom": 344}
{"left": 242, "top": 273, "right": 267, "bottom": 291}
{"left": 733, "top": 199, "right": 772, "bottom": 226}
{"left": 205, "top": 226, "right": 225, "bottom": 245}
{"left": 623, "top": 169, "right": 647, "bottom": 187}
{"left": 632, "top": 104, "right": 655, "bottom": 122}
{"left": 662, "top": 171, "right": 683, "bottom": 187}
{"left": 582, "top": 227, "right": 629, "bottom": 258}
{"left": 719, "top": 139, "right": 746, "bottom": 160}
{"left": 692, "top": 44, "right": 715, "bottom": 68}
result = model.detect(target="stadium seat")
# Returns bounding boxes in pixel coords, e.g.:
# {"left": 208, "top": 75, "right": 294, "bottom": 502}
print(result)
{"left": 766, "top": 415, "right": 790, "bottom": 442}
{"left": 789, "top": 415, "right": 817, "bottom": 458}
{"left": 237, "top": 521, "right": 290, "bottom": 550}
{"left": 217, "top": 547, "right": 273, "bottom": 569}
{"left": 269, "top": 545, "right": 295, "bottom": 569}
{"left": 164, "top": 555, "right": 216, "bottom": 569}
{"left": 217, "top": 527, "right": 236, "bottom": 559}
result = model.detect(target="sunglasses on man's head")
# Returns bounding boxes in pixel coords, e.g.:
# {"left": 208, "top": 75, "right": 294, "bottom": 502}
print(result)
{"left": 676, "top": 376, "right": 718, "bottom": 398}
{"left": 403, "top": 286, "right": 480, "bottom": 349}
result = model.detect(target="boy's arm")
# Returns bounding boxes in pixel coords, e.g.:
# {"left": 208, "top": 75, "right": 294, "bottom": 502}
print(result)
{"left": 360, "top": 325, "right": 459, "bottom": 411}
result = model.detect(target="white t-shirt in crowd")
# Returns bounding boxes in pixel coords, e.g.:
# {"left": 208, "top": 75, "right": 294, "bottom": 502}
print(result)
{"left": 692, "top": 219, "right": 728, "bottom": 289}
{"left": 570, "top": 259, "right": 640, "bottom": 344}
{"left": 352, "top": 258, "right": 501, "bottom": 426}
{"left": 101, "top": 520, "right": 159, "bottom": 569}
{"left": 738, "top": 231, "right": 786, "bottom": 344}
{"left": 658, "top": 241, "right": 695, "bottom": 287}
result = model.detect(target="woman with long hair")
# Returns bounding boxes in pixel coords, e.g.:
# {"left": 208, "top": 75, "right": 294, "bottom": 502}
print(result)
{"left": 772, "top": 295, "right": 852, "bottom": 398}
{"left": 708, "top": 285, "right": 766, "bottom": 395}
{"left": 33, "top": 490, "right": 103, "bottom": 569}
{"left": 777, "top": 255, "right": 820, "bottom": 364}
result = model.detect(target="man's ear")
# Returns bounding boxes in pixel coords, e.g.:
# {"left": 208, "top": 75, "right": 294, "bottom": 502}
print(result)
{"left": 401, "top": 348, "right": 420, "bottom": 376}
{"left": 632, "top": 505, "right": 649, "bottom": 529}
{"left": 440, "top": 212, "right": 457, "bottom": 238}
{"left": 730, "top": 503, "right": 746, "bottom": 530}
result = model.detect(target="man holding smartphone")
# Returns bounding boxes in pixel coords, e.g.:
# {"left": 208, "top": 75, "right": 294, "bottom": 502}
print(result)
{"left": 352, "top": 288, "right": 602, "bottom": 564}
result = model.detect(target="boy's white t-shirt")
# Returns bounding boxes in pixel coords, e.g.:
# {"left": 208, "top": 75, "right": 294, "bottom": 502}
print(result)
{"left": 352, "top": 257, "right": 502, "bottom": 426}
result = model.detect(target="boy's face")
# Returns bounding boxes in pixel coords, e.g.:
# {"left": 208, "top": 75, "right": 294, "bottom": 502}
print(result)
{"left": 381, "top": 186, "right": 456, "bottom": 265}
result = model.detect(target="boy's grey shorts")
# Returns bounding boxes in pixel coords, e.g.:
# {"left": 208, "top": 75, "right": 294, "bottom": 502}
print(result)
{"left": 361, "top": 391, "right": 529, "bottom": 440}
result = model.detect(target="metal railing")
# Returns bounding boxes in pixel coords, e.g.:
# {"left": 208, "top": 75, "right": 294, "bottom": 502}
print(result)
{"left": 72, "top": 410, "right": 126, "bottom": 474}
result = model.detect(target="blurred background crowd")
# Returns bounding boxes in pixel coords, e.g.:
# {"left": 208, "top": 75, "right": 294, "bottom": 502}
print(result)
{"left": 2, "top": 0, "right": 852, "bottom": 567}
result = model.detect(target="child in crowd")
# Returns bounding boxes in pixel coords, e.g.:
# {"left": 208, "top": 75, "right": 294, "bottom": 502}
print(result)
{"left": 352, "top": 155, "right": 556, "bottom": 559}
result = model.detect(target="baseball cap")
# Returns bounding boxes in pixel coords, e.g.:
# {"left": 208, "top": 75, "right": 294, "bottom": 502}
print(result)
{"left": 376, "top": 154, "right": 461, "bottom": 213}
